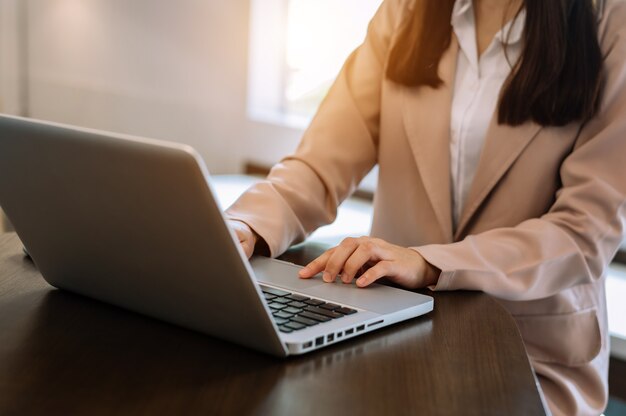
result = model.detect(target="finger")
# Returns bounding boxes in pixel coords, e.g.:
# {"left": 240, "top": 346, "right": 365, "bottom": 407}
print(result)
{"left": 340, "top": 244, "right": 380, "bottom": 284}
{"left": 356, "top": 261, "right": 394, "bottom": 288}
{"left": 236, "top": 232, "right": 247, "bottom": 244}
{"left": 323, "top": 238, "right": 360, "bottom": 282}
{"left": 298, "top": 248, "right": 334, "bottom": 278}
{"left": 233, "top": 227, "right": 248, "bottom": 243}
{"left": 240, "top": 239, "right": 254, "bottom": 259}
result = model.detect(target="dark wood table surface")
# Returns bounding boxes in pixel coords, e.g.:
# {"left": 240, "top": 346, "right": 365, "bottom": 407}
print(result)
{"left": 0, "top": 232, "right": 545, "bottom": 415}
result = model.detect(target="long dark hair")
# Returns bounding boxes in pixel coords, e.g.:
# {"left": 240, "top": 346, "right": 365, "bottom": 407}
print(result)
{"left": 386, "top": 0, "right": 604, "bottom": 127}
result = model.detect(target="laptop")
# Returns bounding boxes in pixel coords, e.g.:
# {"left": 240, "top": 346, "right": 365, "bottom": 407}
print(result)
{"left": 0, "top": 114, "right": 433, "bottom": 356}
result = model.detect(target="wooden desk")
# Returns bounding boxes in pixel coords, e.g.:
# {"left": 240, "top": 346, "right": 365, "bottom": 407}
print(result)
{"left": 0, "top": 233, "right": 545, "bottom": 415}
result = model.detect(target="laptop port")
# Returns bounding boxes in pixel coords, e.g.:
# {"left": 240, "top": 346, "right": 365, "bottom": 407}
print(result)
{"left": 345, "top": 328, "right": 354, "bottom": 335}
{"left": 327, "top": 334, "right": 335, "bottom": 342}
{"left": 337, "top": 332, "right": 343, "bottom": 338}
{"left": 303, "top": 341, "right": 312, "bottom": 349}
{"left": 367, "top": 319, "right": 384, "bottom": 327}
{"left": 315, "top": 336, "right": 324, "bottom": 346}
{"left": 356, "top": 325, "right": 365, "bottom": 332}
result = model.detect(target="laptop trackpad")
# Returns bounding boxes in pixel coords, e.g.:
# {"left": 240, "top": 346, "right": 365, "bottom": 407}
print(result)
{"left": 305, "top": 283, "right": 427, "bottom": 315}
{"left": 249, "top": 256, "right": 325, "bottom": 291}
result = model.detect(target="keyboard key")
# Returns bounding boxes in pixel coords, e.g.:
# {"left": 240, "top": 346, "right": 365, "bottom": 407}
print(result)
{"left": 261, "top": 287, "right": 291, "bottom": 297}
{"left": 320, "top": 303, "right": 340, "bottom": 311}
{"left": 287, "top": 294, "right": 310, "bottom": 302}
{"left": 263, "top": 293, "right": 277, "bottom": 300}
{"left": 273, "top": 311, "right": 294, "bottom": 320}
{"left": 274, "top": 317, "right": 289, "bottom": 325}
{"left": 278, "top": 325, "right": 293, "bottom": 333}
{"left": 305, "top": 299, "right": 325, "bottom": 306}
{"left": 336, "top": 307, "right": 357, "bottom": 315}
{"left": 288, "top": 301, "right": 308, "bottom": 309}
{"left": 300, "top": 311, "right": 331, "bottom": 323}
{"left": 273, "top": 297, "right": 292, "bottom": 304}
{"left": 285, "top": 322, "right": 306, "bottom": 331}
{"left": 283, "top": 306, "right": 303, "bottom": 314}
{"left": 305, "top": 306, "right": 343, "bottom": 319}
{"left": 268, "top": 302, "right": 287, "bottom": 310}
{"left": 292, "top": 315, "right": 319, "bottom": 326}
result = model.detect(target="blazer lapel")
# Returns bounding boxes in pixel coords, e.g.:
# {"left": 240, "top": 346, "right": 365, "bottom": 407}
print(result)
{"left": 454, "top": 118, "right": 542, "bottom": 240}
{"left": 401, "top": 39, "right": 458, "bottom": 243}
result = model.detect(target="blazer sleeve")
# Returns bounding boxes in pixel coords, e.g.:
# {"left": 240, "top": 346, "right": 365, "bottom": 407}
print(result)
{"left": 226, "top": 0, "right": 408, "bottom": 257}
{"left": 414, "top": 3, "right": 626, "bottom": 302}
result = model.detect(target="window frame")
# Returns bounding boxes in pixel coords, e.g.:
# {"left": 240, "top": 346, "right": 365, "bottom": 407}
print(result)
{"left": 246, "top": 0, "right": 382, "bottom": 130}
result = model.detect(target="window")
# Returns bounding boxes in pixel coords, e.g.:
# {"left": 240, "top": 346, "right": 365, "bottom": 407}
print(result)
{"left": 248, "top": 0, "right": 382, "bottom": 129}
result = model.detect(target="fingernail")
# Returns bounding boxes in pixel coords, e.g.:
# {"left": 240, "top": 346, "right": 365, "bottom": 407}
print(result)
{"left": 323, "top": 272, "right": 331, "bottom": 282}
{"left": 356, "top": 278, "right": 365, "bottom": 287}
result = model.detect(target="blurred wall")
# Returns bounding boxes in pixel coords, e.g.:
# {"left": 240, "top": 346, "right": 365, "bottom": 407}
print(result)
{"left": 0, "top": 0, "right": 23, "bottom": 114}
{"left": 20, "top": 0, "right": 300, "bottom": 174}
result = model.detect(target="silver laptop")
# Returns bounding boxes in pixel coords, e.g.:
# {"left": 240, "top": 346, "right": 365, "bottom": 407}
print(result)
{"left": 0, "top": 114, "right": 433, "bottom": 356}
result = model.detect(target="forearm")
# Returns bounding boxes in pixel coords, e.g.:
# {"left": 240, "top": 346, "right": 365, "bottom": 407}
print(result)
{"left": 414, "top": 208, "right": 625, "bottom": 301}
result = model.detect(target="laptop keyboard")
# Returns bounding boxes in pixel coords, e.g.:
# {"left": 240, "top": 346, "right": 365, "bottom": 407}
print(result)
{"left": 260, "top": 285, "right": 358, "bottom": 333}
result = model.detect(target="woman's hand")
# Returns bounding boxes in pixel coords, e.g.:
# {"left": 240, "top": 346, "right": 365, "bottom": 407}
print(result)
{"left": 228, "top": 220, "right": 257, "bottom": 259}
{"left": 298, "top": 237, "right": 439, "bottom": 289}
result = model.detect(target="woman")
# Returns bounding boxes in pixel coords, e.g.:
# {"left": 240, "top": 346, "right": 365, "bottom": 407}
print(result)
{"left": 227, "top": 0, "right": 626, "bottom": 414}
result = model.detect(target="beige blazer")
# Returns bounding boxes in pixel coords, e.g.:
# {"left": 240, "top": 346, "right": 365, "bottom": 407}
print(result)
{"left": 227, "top": 0, "right": 626, "bottom": 414}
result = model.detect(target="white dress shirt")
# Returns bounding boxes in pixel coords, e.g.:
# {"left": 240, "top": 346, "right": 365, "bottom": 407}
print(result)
{"left": 450, "top": 0, "right": 525, "bottom": 230}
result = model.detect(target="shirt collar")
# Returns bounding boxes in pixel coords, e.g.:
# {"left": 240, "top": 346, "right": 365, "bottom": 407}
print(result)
{"left": 451, "top": 0, "right": 526, "bottom": 47}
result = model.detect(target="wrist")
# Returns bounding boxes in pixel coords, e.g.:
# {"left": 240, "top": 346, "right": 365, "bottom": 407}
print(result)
{"left": 251, "top": 230, "right": 270, "bottom": 257}
{"left": 424, "top": 262, "right": 440, "bottom": 287}
{"left": 420, "top": 256, "right": 440, "bottom": 287}
{"left": 249, "top": 228, "right": 259, "bottom": 246}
